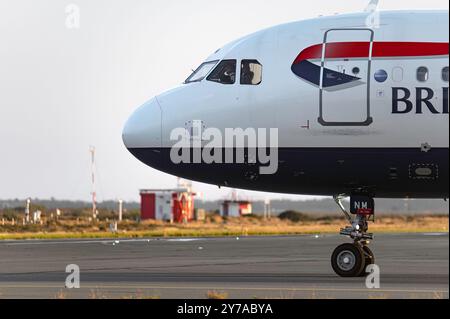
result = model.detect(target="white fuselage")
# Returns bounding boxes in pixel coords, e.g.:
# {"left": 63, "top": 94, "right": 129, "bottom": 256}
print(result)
{"left": 123, "top": 10, "right": 449, "bottom": 199}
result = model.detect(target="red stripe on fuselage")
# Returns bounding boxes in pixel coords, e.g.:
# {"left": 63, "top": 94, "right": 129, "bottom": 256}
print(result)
{"left": 293, "top": 42, "right": 449, "bottom": 64}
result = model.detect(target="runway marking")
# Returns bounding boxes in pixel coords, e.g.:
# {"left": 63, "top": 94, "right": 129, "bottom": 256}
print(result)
{"left": 0, "top": 284, "right": 447, "bottom": 295}
{"left": 0, "top": 238, "right": 205, "bottom": 246}
{"left": 1, "top": 233, "right": 447, "bottom": 246}
{"left": 1, "top": 240, "right": 132, "bottom": 246}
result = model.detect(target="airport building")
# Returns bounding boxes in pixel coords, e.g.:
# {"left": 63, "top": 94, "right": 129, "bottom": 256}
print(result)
{"left": 140, "top": 189, "right": 195, "bottom": 223}
{"left": 220, "top": 200, "right": 252, "bottom": 217}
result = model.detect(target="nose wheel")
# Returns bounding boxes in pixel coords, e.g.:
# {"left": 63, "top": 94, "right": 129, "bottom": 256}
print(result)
{"left": 331, "top": 243, "right": 366, "bottom": 277}
{"left": 331, "top": 242, "right": 375, "bottom": 277}
{"left": 331, "top": 195, "right": 376, "bottom": 277}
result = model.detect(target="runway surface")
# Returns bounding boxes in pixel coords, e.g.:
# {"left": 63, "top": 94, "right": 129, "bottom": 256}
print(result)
{"left": 0, "top": 234, "right": 448, "bottom": 299}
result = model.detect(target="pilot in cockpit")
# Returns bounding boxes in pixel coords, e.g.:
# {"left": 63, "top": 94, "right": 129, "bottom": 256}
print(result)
{"left": 220, "top": 63, "right": 236, "bottom": 83}
{"left": 241, "top": 63, "right": 254, "bottom": 84}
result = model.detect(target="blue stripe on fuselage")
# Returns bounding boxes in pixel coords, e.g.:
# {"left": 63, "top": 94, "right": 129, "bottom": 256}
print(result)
{"left": 291, "top": 60, "right": 361, "bottom": 88}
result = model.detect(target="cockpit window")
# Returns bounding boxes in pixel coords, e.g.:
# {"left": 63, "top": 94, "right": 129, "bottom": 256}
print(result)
{"left": 241, "top": 60, "right": 262, "bottom": 85}
{"left": 207, "top": 60, "right": 237, "bottom": 84}
{"left": 185, "top": 60, "right": 218, "bottom": 83}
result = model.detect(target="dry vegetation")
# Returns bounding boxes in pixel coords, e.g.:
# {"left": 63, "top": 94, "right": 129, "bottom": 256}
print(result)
{"left": 52, "top": 289, "right": 447, "bottom": 300}
{"left": 0, "top": 211, "right": 448, "bottom": 240}
{"left": 206, "top": 291, "right": 229, "bottom": 299}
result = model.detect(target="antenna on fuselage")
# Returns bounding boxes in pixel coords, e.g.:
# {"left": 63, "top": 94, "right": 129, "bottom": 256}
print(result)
{"left": 364, "top": 0, "right": 379, "bottom": 13}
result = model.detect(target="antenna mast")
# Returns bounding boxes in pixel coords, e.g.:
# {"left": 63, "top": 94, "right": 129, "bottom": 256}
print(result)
{"left": 89, "top": 146, "right": 97, "bottom": 219}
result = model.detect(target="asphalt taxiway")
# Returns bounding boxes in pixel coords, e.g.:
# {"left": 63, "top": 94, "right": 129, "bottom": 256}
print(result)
{"left": 0, "top": 234, "right": 448, "bottom": 299}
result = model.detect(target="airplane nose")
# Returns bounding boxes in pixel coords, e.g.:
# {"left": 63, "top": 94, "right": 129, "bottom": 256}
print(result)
{"left": 122, "top": 97, "right": 162, "bottom": 150}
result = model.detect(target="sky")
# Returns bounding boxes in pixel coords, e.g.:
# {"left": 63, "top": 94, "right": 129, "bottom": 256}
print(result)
{"left": 0, "top": 0, "right": 448, "bottom": 202}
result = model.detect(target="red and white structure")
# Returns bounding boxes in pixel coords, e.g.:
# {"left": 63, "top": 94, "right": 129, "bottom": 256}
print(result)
{"left": 220, "top": 200, "right": 252, "bottom": 217}
{"left": 140, "top": 188, "right": 195, "bottom": 223}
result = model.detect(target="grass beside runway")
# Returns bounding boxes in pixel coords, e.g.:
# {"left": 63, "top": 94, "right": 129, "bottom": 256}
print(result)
{"left": 0, "top": 215, "right": 447, "bottom": 240}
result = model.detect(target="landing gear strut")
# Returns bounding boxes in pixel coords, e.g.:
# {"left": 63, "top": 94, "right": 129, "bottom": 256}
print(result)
{"left": 331, "top": 194, "right": 375, "bottom": 277}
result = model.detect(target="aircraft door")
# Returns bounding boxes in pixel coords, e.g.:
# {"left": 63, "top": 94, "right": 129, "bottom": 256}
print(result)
{"left": 319, "top": 29, "right": 374, "bottom": 126}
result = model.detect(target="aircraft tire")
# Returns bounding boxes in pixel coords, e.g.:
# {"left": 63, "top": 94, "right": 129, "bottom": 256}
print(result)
{"left": 331, "top": 243, "right": 366, "bottom": 277}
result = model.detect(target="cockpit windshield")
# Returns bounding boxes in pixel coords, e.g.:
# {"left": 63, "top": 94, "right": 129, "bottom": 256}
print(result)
{"left": 184, "top": 61, "right": 218, "bottom": 83}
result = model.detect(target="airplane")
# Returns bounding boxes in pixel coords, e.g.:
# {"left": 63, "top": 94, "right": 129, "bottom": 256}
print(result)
{"left": 122, "top": 6, "right": 449, "bottom": 277}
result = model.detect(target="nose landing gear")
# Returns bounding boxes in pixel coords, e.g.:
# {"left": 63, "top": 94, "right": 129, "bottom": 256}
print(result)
{"left": 331, "top": 195, "right": 376, "bottom": 277}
